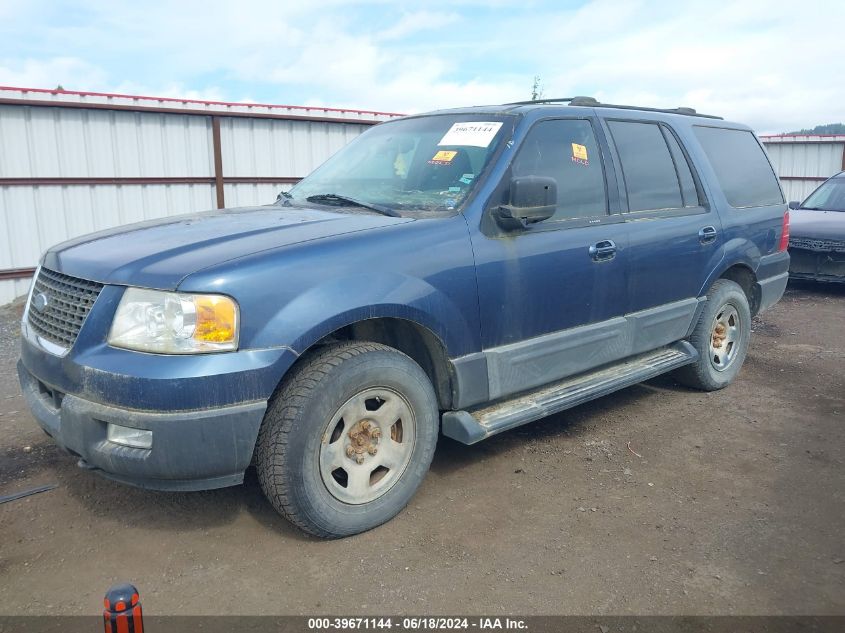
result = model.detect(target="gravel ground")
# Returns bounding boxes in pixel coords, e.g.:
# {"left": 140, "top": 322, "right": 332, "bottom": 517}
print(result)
{"left": 0, "top": 282, "right": 843, "bottom": 615}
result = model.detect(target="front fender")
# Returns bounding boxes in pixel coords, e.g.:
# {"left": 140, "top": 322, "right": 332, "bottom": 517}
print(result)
{"left": 251, "top": 272, "right": 476, "bottom": 357}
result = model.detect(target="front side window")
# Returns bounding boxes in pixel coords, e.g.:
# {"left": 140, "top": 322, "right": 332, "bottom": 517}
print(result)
{"left": 608, "top": 120, "right": 693, "bottom": 212}
{"left": 693, "top": 126, "right": 784, "bottom": 208}
{"left": 288, "top": 114, "right": 511, "bottom": 215}
{"left": 510, "top": 119, "right": 607, "bottom": 221}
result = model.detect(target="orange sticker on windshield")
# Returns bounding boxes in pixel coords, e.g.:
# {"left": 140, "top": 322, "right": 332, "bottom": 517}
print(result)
{"left": 429, "top": 150, "right": 458, "bottom": 165}
{"left": 571, "top": 143, "right": 589, "bottom": 165}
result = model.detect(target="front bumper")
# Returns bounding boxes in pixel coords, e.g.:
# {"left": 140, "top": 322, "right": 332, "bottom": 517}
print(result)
{"left": 788, "top": 247, "right": 845, "bottom": 283}
{"left": 18, "top": 360, "right": 267, "bottom": 491}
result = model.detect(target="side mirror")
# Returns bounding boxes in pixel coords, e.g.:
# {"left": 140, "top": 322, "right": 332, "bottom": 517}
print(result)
{"left": 495, "top": 176, "right": 557, "bottom": 229}
{"left": 788, "top": 201, "right": 801, "bottom": 210}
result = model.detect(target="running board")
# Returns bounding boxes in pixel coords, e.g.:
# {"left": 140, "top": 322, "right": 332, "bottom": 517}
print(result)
{"left": 442, "top": 342, "right": 698, "bottom": 445}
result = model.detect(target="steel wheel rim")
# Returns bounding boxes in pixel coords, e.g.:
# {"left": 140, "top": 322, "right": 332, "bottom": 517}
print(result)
{"left": 318, "top": 387, "right": 416, "bottom": 505}
{"left": 709, "top": 303, "right": 742, "bottom": 372}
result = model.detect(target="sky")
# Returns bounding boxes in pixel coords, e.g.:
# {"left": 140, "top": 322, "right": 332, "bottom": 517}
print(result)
{"left": 0, "top": 0, "right": 840, "bottom": 134}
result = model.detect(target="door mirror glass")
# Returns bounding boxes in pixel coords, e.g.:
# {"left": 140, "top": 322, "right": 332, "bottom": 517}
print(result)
{"left": 495, "top": 176, "right": 557, "bottom": 229}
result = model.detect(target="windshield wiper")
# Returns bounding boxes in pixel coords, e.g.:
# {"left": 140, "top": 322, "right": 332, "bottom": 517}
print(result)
{"left": 305, "top": 193, "right": 400, "bottom": 217}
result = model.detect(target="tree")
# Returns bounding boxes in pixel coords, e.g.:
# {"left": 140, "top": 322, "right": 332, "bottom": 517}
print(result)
{"left": 787, "top": 123, "right": 845, "bottom": 135}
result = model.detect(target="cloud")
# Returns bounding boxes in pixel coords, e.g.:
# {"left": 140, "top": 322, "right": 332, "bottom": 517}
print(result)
{"left": 377, "top": 11, "right": 460, "bottom": 41}
{"left": 0, "top": 0, "right": 838, "bottom": 132}
{"left": 0, "top": 57, "right": 108, "bottom": 90}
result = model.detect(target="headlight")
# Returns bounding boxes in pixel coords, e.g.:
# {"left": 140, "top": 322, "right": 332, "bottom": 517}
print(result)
{"left": 108, "top": 288, "right": 239, "bottom": 354}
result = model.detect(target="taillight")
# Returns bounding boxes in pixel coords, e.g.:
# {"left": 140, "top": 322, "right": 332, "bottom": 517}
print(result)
{"left": 778, "top": 211, "right": 790, "bottom": 251}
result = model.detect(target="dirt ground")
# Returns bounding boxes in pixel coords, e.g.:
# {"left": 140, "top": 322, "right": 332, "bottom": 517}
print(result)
{"left": 0, "top": 282, "right": 842, "bottom": 616}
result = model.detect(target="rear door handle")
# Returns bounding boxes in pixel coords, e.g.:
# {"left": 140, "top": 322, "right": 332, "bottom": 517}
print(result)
{"left": 589, "top": 239, "right": 617, "bottom": 262}
{"left": 699, "top": 226, "right": 717, "bottom": 244}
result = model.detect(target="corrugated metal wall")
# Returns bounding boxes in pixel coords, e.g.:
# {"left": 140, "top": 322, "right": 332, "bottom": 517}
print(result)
{"left": 761, "top": 135, "right": 845, "bottom": 203}
{"left": 0, "top": 86, "right": 401, "bottom": 303}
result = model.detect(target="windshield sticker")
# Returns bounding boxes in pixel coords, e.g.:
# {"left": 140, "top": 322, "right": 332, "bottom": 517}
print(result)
{"left": 429, "top": 150, "right": 458, "bottom": 165}
{"left": 438, "top": 122, "right": 503, "bottom": 148}
{"left": 571, "top": 143, "right": 589, "bottom": 166}
{"left": 459, "top": 173, "right": 475, "bottom": 185}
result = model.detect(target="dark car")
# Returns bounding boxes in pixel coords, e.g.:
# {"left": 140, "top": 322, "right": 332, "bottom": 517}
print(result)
{"left": 18, "top": 97, "right": 790, "bottom": 537}
{"left": 787, "top": 171, "right": 845, "bottom": 282}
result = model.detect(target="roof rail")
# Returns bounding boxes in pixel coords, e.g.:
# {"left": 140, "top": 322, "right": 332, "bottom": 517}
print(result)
{"left": 504, "top": 96, "right": 722, "bottom": 119}
{"left": 504, "top": 96, "right": 594, "bottom": 106}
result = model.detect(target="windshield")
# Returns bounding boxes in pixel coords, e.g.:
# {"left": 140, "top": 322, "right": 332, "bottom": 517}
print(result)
{"left": 801, "top": 178, "right": 845, "bottom": 211}
{"left": 286, "top": 114, "right": 512, "bottom": 215}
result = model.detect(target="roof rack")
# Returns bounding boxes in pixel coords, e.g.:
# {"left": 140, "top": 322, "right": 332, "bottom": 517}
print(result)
{"left": 503, "top": 96, "right": 722, "bottom": 119}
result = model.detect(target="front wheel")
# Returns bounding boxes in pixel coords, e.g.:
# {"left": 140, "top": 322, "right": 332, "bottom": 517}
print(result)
{"left": 673, "top": 279, "right": 752, "bottom": 391}
{"left": 255, "top": 342, "right": 439, "bottom": 538}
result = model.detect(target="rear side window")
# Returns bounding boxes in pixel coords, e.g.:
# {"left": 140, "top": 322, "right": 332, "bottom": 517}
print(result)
{"left": 511, "top": 119, "right": 607, "bottom": 221}
{"left": 693, "top": 126, "right": 784, "bottom": 207}
{"left": 608, "top": 120, "right": 696, "bottom": 212}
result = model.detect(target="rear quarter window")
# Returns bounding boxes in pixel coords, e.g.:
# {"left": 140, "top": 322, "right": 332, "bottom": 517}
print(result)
{"left": 693, "top": 126, "right": 784, "bottom": 208}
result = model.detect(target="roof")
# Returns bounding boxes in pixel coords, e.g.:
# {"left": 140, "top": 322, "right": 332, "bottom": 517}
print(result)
{"left": 412, "top": 96, "right": 726, "bottom": 123}
{"left": 503, "top": 96, "right": 722, "bottom": 119}
{"left": 0, "top": 85, "right": 405, "bottom": 121}
{"left": 759, "top": 134, "right": 845, "bottom": 142}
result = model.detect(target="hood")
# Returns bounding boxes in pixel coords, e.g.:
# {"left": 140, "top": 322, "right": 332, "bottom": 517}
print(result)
{"left": 790, "top": 209, "right": 845, "bottom": 241}
{"left": 43, "top": 205, "right": 412, "bottom": 289}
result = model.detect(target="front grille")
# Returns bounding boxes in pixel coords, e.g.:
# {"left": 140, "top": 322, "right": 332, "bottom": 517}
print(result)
{"left": 789, "top": 237, "right": 845, "bottom": 252}
{"left": 27, "top": 268, "right": 104, "bottom": 349}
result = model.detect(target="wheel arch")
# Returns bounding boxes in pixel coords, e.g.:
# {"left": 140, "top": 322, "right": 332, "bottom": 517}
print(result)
{"left": 701, "top": 237, "right": 765, "bottom": 316}
{"left": 276, "top": 315, "right": 456, "bottom": 411}
{"left": 717, "top": 263, "right": 761, "bottom": 315}
{"left": 312, "top": 317, "right": 455, "bottom": 410}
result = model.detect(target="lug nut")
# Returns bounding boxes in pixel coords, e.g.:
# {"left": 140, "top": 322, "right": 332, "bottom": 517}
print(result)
{"left": 346, "top": 446, "right": 355, "bottom": 457}
{"left": 370, "top": 427, "right": 381, "bottom": 439}
{"left": 368, "top": 446, "right": 378, "bottom": 455}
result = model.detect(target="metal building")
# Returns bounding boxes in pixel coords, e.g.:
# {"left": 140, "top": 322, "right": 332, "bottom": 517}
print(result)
{"left": 761, "top": 133, "right": 845, "bottom": 204}
{"left": 0, "top": 86, "right": 402, "bottom": 303}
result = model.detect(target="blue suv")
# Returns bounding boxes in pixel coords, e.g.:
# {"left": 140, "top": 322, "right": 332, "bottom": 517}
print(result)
{"left": 18, "top": 97, "right": 790, "bottom": 537}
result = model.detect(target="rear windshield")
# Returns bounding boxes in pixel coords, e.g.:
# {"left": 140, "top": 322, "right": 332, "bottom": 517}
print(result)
{"left": 693, "top": 126, "right": 784, "bottom": 208}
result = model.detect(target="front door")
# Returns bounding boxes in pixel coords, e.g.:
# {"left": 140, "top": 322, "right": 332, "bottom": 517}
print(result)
{"left": 469, "top": 117, "right": 630, "bottom": 400}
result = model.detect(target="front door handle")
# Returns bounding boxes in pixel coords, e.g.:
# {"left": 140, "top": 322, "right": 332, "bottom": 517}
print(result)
{"left": 589, "top": 239, "right": 617, "bottom": 262}
{"left": 699, "top": 226, "right": 718, "bottom": 244}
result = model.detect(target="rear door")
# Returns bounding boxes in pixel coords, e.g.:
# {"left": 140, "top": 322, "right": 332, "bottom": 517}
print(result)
{"left": 602, "top": 118, "right": 722, "bottom": 352}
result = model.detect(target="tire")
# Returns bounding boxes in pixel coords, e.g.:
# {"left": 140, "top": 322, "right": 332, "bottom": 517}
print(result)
{"left": 255, "top": 341, "right": 439, "bottom": 538}
{"left": 673, "top": 279, "right": 752, "bottom": 391}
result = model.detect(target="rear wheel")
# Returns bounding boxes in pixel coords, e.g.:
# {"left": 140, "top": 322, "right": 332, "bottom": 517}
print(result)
{"left": 255, "top": 341, "right": 438, "bottom": 538}
{"left": 674, "top": 279, "right": 752, "bottom": 391}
